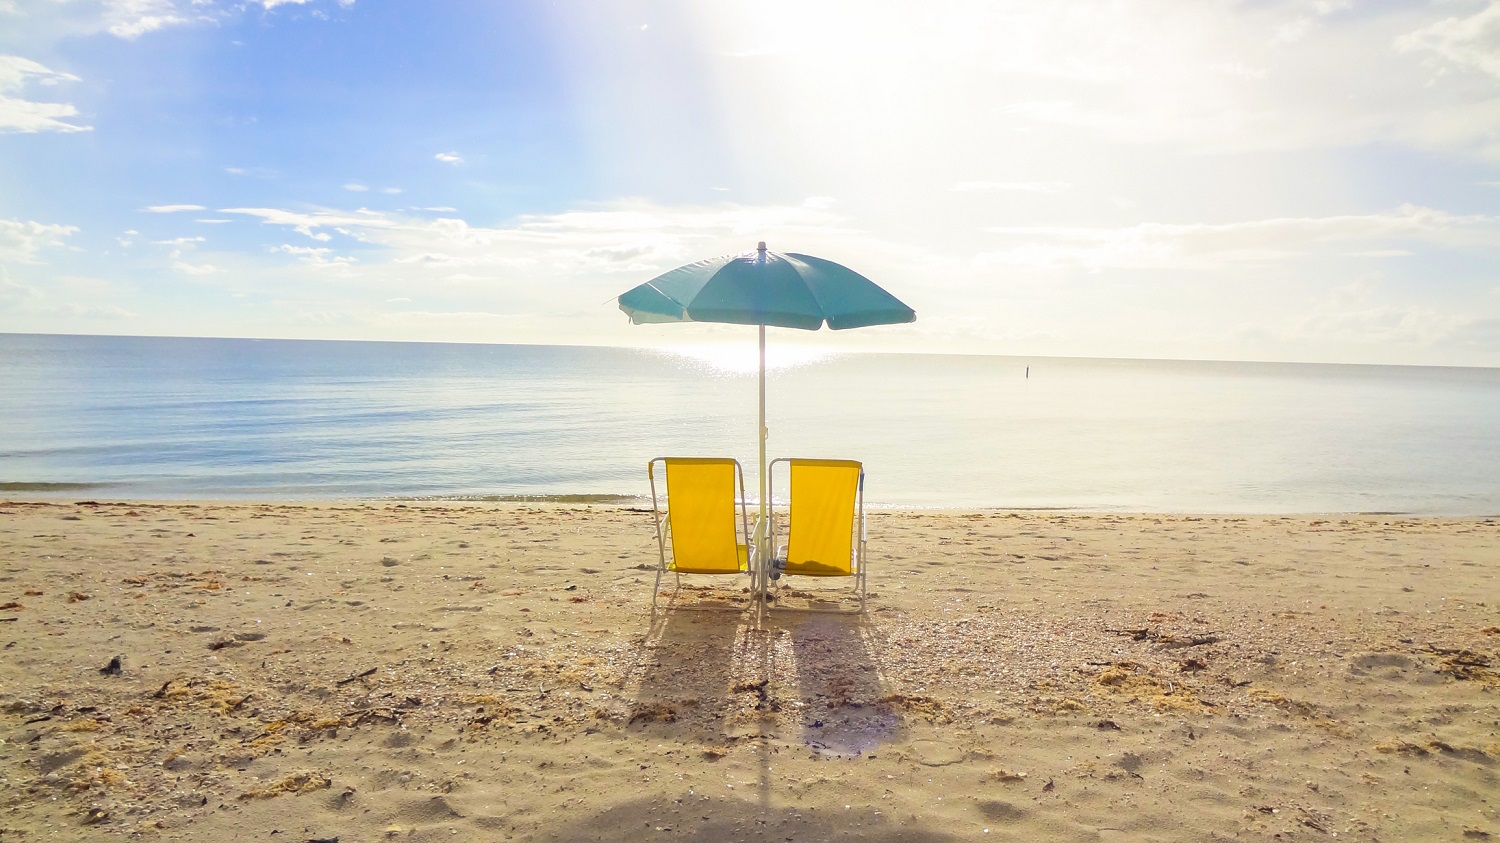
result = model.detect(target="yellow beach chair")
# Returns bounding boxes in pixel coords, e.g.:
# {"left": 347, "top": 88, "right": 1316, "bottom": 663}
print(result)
{"left": 766, "top": 458, "right": 867, "bottom": 614}
{"left": 647, "top": 457, "right": 756, "bottom": 611}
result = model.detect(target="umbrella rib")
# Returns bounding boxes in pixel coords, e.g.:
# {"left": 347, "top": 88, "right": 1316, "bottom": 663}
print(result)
{"left": 638, "top": 279, "right": 692, "bottom": 319}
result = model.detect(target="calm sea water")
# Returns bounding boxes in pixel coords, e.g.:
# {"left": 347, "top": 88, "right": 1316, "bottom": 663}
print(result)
{"left": 2, "top": 333, "right": 1498, "bottom": 514}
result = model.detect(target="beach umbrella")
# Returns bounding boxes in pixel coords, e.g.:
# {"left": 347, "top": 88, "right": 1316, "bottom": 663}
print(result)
{"left": 617, "top": 242, "right": 915, "bottom": 568}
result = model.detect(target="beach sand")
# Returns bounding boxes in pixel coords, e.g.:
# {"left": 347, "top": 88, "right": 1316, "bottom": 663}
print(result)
{"left": 0, "top": 500, "right": 1496, "bottom": 841}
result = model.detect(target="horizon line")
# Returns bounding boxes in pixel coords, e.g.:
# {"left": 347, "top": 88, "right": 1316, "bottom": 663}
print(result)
{"left": 2, "top": 330, "right": 1497, "bottom": 373}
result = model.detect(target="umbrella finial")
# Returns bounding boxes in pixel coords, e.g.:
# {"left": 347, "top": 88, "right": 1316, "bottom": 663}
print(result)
{"left": 757, "top": 241, "right": 767, "bottom": 253}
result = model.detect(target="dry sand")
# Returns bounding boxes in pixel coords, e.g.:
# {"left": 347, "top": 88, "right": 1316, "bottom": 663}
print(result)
{"left": 0, "top": 499, "right": 1496, "bottom": 842}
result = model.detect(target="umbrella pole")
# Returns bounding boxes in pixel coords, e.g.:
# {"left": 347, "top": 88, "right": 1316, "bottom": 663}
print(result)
{"left": 757, "top": 323, "right": 768, "bottom": 605}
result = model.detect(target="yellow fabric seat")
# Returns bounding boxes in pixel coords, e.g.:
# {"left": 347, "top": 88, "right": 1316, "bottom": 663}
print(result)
{"left": 647, "top": 457, "right": 754, "bottom": 610}
{"left": 769, "top": 458, "right": 866, "bottom": 612}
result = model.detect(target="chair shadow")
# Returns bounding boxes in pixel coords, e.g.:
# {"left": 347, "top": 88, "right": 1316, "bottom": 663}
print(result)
{"left": 774, "top": 611, "right": 905, "bottom": 758}
{"left": 623, "top": 606, "right": 905, "bottom": 817}
{"left": 624, "top": 605, "right": 750, "bottom": 741}
{"left": 654, "top": 573, "right": 757, "bottom": 612}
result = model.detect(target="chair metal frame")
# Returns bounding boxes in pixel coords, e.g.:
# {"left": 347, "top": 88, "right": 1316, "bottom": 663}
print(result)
{"left": 765, "top": 457, "right": 867, "bottom": 614}
{"left": 647, "top": 456, "right": 757, "bottom": 613}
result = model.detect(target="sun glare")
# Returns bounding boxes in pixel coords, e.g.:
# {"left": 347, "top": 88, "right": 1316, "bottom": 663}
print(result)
{"left": 659, "top": 343, "right": 836, "bottom": 375}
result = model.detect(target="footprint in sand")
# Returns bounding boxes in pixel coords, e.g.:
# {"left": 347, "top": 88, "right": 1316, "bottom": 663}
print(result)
{"left": 907, "top": 739, "right": 964, "bottom": 766}
{"left": 1349, "top": 652, "right": 1426, "bottom": 682}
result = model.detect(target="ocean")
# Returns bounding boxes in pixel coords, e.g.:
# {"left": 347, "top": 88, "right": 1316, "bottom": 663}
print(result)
{"left": 2, "top": 333, "right": 1498, "bottom": 514}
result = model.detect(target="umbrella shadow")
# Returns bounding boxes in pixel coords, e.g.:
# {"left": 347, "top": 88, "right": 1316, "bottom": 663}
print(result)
{"left": 543, "top": 791, "right": 962, "bottom": 842}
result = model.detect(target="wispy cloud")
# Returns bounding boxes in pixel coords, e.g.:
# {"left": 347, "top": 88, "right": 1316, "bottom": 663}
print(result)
{"left": 978, "top": 205, "right": 1500, "bottom": 271}
{"left": 142, "top": 204, "right": 206, "bottom": 213}
{"left": 0, "top": 56, "right": 90, "bottom": 134}
{"left": 0, "top": 274, "right": 137, "bottom": 319}
{"left": 212, "top": 199, "right": 855, "bottom": 289}
{"left": 1281, "top": 293, "right": 1490, "bottom": 353}
{"left": 221, "top": 206, "right": 403, "bottom": 241}
{"left": 8, "top": 0, "right": 325, "bottom": 41}
{"left": 0, "top": 219, "right": 79, "bottom": 263}
{"left": 272, "top": 243, "right": 358, "bottom": 273}
{"left": 0, "top": 276, "right": 45, "bottom": 305}
{"left": 172, "top": 261, "right": 223, "bottom": 276}
{"left": 101, "top": 0, "right": 204, "bottom": 39}
{"left": 109, "top": 15, "right": 188, "bottom": 39}
{"left": 1395, "top": 3, "right": 1500, "bottom": 80}
{"left": 434, "top": 152, "right": 463, "bottom": 164}
{"left": 343, "top": 183, "right": 369, "bottom": 192}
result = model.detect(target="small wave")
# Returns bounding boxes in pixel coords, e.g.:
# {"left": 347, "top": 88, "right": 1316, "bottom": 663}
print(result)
{"left": 0, "top": 481, "right": 115, "bottom": 492}
{"left": 405, "top": 493, "right": 648, "bottom": 505}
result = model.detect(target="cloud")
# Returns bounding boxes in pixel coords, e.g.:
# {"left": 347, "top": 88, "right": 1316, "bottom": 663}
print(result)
{"left": 343, "top": 183, "right": 368, "bottom": 192}
{"left": 0, "top": 275, "right": 44, "bottom": 304}
{"left": 0, "top": 55, "right": 90, "bottom": 134}
{"left": 227, "top": 198, "right": 842, "bottom": 249}
{"left": 2, "top": 0, "right": 236, "bottom": 42}
{"left": 109, "top": 13, "right": 188, "bottom": 39}
{"left": 950, "top": 180, "right": 1072, "bottom": 193}
{"left": 380, "top": 187, "right": 402, "bottom": 194}
{"left": 78, "top": 0, "right": 208, "bottom": 40}
{"left": 668, "top": 1, "right": 1500, "bottom": 174}
{"left": 978, "top": 205, "right": 1500, "bottom": 271}
{"left": 272, "top": 243, "right": 358, "bottom": 273}
{"left": 142, "top": 204, "right": 206, "bottom": 213}
{"left": 260, "top": 0, "right": 356, "bottom": 9}
{"left": 1269, "top": 2, "right": 1350, "bottom": 49}
{"left": 1395, "top": 3, "right": 1500, "bottom": 80}
{"left": 153, "top": 235, "right": 206, "bottom": 246}
{"left": 1282, "top": 302, "right": 1488, "bottom": 353}
{"left": 0, "top": 219, "right": 79, "bottom": 263}
{"left": 274, "top": 244, "right": 332, "bottom": 258}
{"left": 171, "top": 260, "right": 223, "bottom": 275}
{"left": 222, "top": 206, "right": 403, "bottom": 240}
{"left": 0, "top": 270, "right": 137, "bottom": 320}
{"left": 434, "top": 152, "right": 463, "bottom": 164}
{"left": 211, "top": 198, "right": 858, "bottom": 295}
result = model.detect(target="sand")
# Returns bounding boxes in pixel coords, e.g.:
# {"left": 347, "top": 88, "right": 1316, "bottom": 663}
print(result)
{"left": 0, "top": 499, "right": 1496, "bottom": 842}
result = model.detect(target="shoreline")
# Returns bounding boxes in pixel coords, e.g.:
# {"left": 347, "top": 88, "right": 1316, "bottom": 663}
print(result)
{"left": 1, "top": 499, "right": 1496, "bottom": 841}
{"left": 5, "top": 494, "right": 1498, "bottom": 519}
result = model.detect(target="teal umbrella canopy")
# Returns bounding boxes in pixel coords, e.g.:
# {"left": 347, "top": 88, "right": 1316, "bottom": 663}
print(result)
{"left": 618, "top": 244, "right": 915, "bottom": 330}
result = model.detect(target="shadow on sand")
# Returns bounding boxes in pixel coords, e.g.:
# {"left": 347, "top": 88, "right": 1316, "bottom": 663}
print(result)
{"left": 627, "top": 604, "right": 749, "bottom": 739}
{"left": 544, "top": 791, "right": 963, "bottom": 842}
{"left": 624, "top": 605, "right": 908, "bottom": 827}
{"left": 776, "top": 612, "right": 902, "bottom": 758}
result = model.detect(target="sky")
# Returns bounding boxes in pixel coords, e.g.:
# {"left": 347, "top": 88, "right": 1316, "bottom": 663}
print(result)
{"left": 1, "top": 0, "right": 1499, "bottom": 366}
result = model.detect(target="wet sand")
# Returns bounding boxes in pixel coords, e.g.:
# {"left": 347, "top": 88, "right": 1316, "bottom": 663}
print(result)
{"left": 0, "top": 499, "right": 1497, "bottom": 841}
